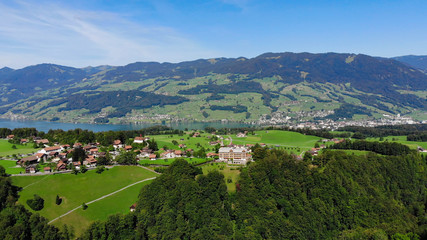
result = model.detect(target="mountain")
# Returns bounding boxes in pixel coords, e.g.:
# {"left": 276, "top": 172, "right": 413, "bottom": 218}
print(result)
{"left": 0, "top": 52, "right": 426, "bottom": 124}
{"left": 393, "top": 55, "right": 427, "bottom": 72}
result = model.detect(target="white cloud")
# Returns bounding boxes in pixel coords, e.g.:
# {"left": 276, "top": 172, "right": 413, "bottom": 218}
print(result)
{"left": 0, "top": 1, "right": 218, "bottom": 68}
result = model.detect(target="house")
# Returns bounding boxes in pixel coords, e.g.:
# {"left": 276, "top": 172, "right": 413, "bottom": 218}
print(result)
{"left": 35, "top": 153, "right": 47, "bottom": 162}
{"left": 43, "top": 167, "right": 51, "bottom": 172}
{"left": 236, "top": 132, "right": 246, "bottom": 138}
{"left": 39, "top": 146, "right": 63, "bottom": 154}
{"left": 149, "top": 154, "right": 157, "bottom": 160}
{"left": 113, "top": 140, "right": 123, "bottom": 149}
{"left": 88, "top": 158, "right": 97, "bottom": 167}
{"left": 61, "top": 144, "right": 70, "bottom": 149}
{"left": 192, "top": 132, "right": 200, "bottom": 137}
{"left": 35, "top": 139, "right": 49, "bottom": 145}
{"left": 73, "top": 161, "right": 81, "bottom": 170}
{"left": 20, "top": 139, "right": 28, "bottom": 144}
{"left": 174, "top": 150, "right": 182, "bottom": 157}
{"left": 179, "top": 144, "right": 187, "bottom": 148}
{"left": 134, "top": 137, "right": 145, "bottom": 144}
{"left": 206, "top": 152, "right": 219, "bottom": 158}
{"left": 25, "top": 166, "right": 37, "bottom": 174}
{"left": 130, "top": 203, "right": 137, "bottom": 212}
{"left": 57, "top": 161, "right": 67, "bottom": 171}
{"left": 218, "top": 146, "right": 252, "bottom": 165}
{"left": 161, "top": 150, "right": 176, "bottom": 159}
{"left": 6, "top": 135, "right": 14, "bottom": 139}
{"left": 73, "top": 143, "right": 82, "bottom": 148}
{"left": 124, "top": 145, "right": 133, "bottom": 151}
{"left": 18, "top": 156, "right": 38, "bottom": 166}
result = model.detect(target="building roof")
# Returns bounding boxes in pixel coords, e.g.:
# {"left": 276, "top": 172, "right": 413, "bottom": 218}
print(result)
{"left": 44, "top": 146, "right": 61, "bottom": 152}
{"left": 219, "top": 147, "right": 248, "bottom": 153}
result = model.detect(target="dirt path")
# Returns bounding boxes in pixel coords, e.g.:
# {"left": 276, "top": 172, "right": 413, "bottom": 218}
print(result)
{"left": 48, "top": 176, "right": 157, "bottom": 224}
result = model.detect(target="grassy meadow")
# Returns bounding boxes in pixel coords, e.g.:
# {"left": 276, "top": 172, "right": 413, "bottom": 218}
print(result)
{"left": 12, "top": 166, "right": 158, "bottom": 236}
{"left": 0, "top": 139, "right": 39, "bottom": 157}
{"left": 230, "top": 130, "right": 322, "bottom": 154}
{"left": 0, "top": 159, "right": 25, "bottom": 174}
{"left": 139, "top": 157, "right": 211, "bottom": 166}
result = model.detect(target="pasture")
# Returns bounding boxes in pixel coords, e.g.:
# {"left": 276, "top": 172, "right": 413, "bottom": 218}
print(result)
{"left": 12, "top": 166, "right": 158, "bottom": 236}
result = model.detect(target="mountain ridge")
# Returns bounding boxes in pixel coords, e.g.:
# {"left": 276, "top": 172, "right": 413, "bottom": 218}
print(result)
{"left": 0, "top": 52, "right": 426, "bottom": 124}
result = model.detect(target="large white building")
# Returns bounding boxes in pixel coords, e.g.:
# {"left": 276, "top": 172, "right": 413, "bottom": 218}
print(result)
{"left": 218, "top": 146, "right": 251, "bottom": 165}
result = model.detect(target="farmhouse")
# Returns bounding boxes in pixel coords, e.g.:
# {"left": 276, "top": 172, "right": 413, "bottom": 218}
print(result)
{"left": 39, "top": 146, "right": 63, "bottom": 154}
{"left": 18, "top": 156, "right": 38, "bottom": 166}
{"left": 113, "top": 140, "right": 123, "bottom": 149}
{"left": 218, "top": 146, "right": 252, "bottom": 165}
{"left": 134, "top": 137, "right": 145, "bottom": 144}
{"left": 35, "top": 139, "right": 49, "bottom": 145}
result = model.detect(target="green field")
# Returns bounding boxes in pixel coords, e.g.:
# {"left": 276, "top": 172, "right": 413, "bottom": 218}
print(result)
{"left": 0, "top": 139, "right": 40, "bottom": 157}
{"left": 12, "top": 166, "right": 158, "bottom": 236}
{"left": 0, "top": 160, "right": 25, "bottom": 174}
{"left": 230, "top": 130, "right": 322, "bottom": 154}
{"left": 323, "top": 149, "right": 373, "bottom": 156}
{"left": 147, "top": 132, "right": 218, "bottom": 152}
{"left": 139, "top": 157, "right": 211, "bottom": 166}
{"left": 202, "top": 162, "right": 241, "bottom": 192}
{"left": 366, "top": 136, "right": 427, "bottom": 150}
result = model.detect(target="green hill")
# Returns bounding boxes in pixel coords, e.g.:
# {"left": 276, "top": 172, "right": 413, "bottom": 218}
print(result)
{"left": 0, "top": 52, "right": 426, "bottom": 123}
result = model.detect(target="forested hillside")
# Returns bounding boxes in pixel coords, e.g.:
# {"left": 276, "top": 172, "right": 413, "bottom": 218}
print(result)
{"left": 81, "top": 150, "right": 427, "bottom": 239}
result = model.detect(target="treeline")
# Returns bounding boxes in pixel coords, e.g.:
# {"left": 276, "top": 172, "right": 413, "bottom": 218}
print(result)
{"left": 81, "top": 150, "right": 427, "bottom": 239}
{"left": 408, "top": 133, "right": 427, "bottom": 142}
{"left": 0, "top": 166, "right": 72, "bottom": 239}
{"left": 340, "top": 124, "right": 427, "bottom": 139}
{"left": 0, "top": 125, "right": 183, "bottom": 146}
{"left": 328, "top": 140, "right": 413, "bottom": 156}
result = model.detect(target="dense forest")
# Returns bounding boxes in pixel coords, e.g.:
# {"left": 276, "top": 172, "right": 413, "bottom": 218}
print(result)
{"left": 81, "top": 148, "right": 427, "bottom": 239}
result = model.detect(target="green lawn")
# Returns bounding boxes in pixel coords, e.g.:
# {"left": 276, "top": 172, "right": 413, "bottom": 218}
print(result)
{"left": 0, "top": 160, "right": 25, "bottom": 174}
{"left": 139, "top": 157, "right": 211, "bottom": 166}
{"left": 0, "top": 139, "right": 40, "bottom": 157}
{"left": 202, "top": 162, "right": 240, "bottom": 192}
{"left": 230, "top": 130, "right": 322, "bottom": 154}
{"left": 323, "top": 149, "right": 373, "bottom": 156}
{"left": 12, "top": 166, "right": 158, "bottom": 236}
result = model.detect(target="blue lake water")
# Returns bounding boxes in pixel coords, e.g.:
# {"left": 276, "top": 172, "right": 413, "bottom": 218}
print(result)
{"left": 0, "top": 119, "right": 252, "bottom": 132}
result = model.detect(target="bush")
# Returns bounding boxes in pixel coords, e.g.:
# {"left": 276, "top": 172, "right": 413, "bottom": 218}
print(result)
{"left": 55, "top": 195, "right": 62, "bottom": 205}
{"left": 82, "top": 202, "right": 88, "bottom": 210}
{"left": 27, "top": 194, "right": 44, "bottom": 211}
{"left": 96, "top": 166, "right": 105, "bottom": 174}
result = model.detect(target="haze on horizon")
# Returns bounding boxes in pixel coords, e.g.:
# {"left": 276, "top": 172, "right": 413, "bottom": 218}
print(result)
{"left": 0, "top": 0, "right": 426, "bottom": 69}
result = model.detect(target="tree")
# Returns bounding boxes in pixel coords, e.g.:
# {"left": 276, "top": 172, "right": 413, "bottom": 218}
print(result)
{"left": 82, "top": 202, "right": 88, "bottom": 210}
{"left": 27, "top": 194, "right": 44, "bottom": 211}
{"left": 72, "top": 147, "right": 86, "bottom": 164}
{"left": 116, "top": 151, "right": 137, "bottom": 165}
{"left": 0, "top": 165, "right": 6, "bottom": 177}
{"left": 11, "top": 145, "right": 16, "bottom": 149}
{"left": 56, "top": 195, "right": 62, "bottom": 205}
{"left": 148, "top": 139, "right": 158, "bottom": 151}
{"left": 96, "top": 166, "right": 105, "bottom": 174}
{"left": 80, "top": 165, "right": 87, "bottom": 173}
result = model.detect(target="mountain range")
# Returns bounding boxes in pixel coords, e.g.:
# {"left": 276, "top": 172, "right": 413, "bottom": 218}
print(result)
{"left": 0, "top": 52, "right": 426, "bottom": 124}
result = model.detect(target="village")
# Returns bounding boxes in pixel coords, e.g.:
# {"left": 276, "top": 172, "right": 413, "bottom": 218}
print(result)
{"left": 2, "top": 131, "right": 257, "bottom": 175}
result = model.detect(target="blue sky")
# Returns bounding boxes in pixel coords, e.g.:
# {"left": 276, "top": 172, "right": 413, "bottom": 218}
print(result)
{"left": 0, "top": 0, "right": 426, "bottom": 68}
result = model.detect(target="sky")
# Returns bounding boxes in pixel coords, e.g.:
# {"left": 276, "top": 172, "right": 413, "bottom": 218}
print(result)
{"left": 0, "top": 0, "right": 426, "bottom": 69}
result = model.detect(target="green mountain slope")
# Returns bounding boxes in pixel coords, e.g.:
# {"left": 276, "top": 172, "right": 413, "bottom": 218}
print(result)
{"left": 0, "top": 52, "right": 426, "bottom": 123}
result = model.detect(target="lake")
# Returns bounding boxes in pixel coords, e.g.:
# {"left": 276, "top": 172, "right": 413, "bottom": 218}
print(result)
{"left": 0, "top": 119, "right": 252, "bottom": 132}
